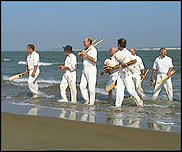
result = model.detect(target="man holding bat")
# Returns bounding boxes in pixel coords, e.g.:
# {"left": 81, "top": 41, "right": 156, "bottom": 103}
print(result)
{"left": 78, "top": 37, "right": 97, "bottom": 105}
{"left": 100, "top": 46, "right": 120, "bottom": 98}
{"left": 24, "top": 44, "right": 40, "bottom": 99}
{"left": 130, "top": 48, "right": 146, "bottom": 100}
{"left": 151, "top": 48, "right": 174, "bottom": 101}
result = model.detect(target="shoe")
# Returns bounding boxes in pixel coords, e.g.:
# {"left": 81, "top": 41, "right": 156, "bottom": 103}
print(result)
{"left": 31, "top": 94, "right": 39, "bottom": 99}
{"left": 57, "top": 99, "right": 68, "bottom": 103}
{"left": 83, "top": 101, "right": 89, "bottom": 105}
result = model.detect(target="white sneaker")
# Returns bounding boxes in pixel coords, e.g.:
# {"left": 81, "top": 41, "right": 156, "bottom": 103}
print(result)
{"left": 57, "top": 99, "right": 68, "bottom": 103}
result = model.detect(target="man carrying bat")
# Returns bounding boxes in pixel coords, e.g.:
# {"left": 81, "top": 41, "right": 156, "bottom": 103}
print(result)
{"left": 78, "top": 37, "right": 97, "bottom": 105}
{"left": 100, "top": 46, "right": 120, "bottom": 98}
{"left": 151, "top": 48, "right": 174, "bottom": 101}
{"left": 24, "top": 44, "right": 40, "bottom": 99}
{"left": 114, "top": 38, "right": 144, "bottom": 107}
{"left": 130, "top": 48, "right": 146, "bottom": 100}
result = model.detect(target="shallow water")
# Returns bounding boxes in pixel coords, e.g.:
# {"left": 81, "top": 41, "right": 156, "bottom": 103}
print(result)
{"left": 1, "top": 49, "right": 181, "bottom": 133}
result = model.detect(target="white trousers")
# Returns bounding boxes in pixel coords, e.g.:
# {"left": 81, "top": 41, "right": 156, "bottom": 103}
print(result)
{"left": 153, "top": 74, "right": 173, "bottom": 101}
{"left": 60, "top": 71, "right": 77, "bottom": 103}
{"left": 28, "top": 69, "right": 40, "bottom": 94}
{"left": 132, "top": 73, "right": 145, "bottom": 99}
{"left": 116, "top": 71, "right": 143, "bottom": 107}
{"left": 80, "top": 66, "right": 97, "bottom": 105}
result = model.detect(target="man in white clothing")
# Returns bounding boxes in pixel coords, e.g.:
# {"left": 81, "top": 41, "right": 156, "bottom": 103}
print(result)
{"left": 114, "top": 38, "right": 144, "bottom": 107}
{"left": 130, "top": 48, "right": 146, "bottom": 99}
{"left": 58, "top": 45, "right": 77, "bottom": 103}
{"left": 25, "top": 44, "right": 40, "bottom": 99}
{"left": 78, "top": 37, "right": 97, "bottom": 105}
{"left": 100, "top": 46, "right": 120, "bottom": 97}
{"left": 151, "top": 48, "right": 174, "bottom": 101}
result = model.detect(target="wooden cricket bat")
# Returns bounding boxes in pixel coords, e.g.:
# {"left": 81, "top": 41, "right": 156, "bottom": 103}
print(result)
{"left": 157, "top": 69, "right": 176, "bottom": 84}
{"left": 82, "top": 39, "right": 105, "bottom": 53}
{"left": 9, "top": 72, "right": 28, "bottom": 81}
{"left": 92, "top": 38, "right": 98, "bottom": 44}
{"left": 136, "top": 68, "right": 150, "bottom": 90}
{"left": 106, "top": 80, "right": 117, "bottom": 92}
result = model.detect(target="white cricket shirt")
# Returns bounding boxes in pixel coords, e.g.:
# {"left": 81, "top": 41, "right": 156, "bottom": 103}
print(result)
{"left": 27, "top": 51, "right": 40, "bottom": 70}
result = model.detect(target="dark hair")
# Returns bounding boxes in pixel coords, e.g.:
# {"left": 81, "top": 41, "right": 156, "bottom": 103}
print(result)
{"left": 27, "top": 44, "right": 35, "bottom": 51}
{"left": 117, "top": 38, "right": 126, "bottom": 48}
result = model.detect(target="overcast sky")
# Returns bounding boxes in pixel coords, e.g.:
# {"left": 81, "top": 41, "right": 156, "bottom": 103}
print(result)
{"left": 1, "top": 1, "right": 181, "bottom": 51}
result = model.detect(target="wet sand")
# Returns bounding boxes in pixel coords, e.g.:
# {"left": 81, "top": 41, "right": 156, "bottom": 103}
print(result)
{"left": 1, "top": 112, "right": 181, "bottom": 150}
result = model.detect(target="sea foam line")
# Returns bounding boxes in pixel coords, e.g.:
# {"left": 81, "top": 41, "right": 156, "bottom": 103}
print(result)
{"left": 18, "top": 61, "right": 60, "bottom": 66}
{"left": 3, "top": 58, "right": 10, "bottom": 61}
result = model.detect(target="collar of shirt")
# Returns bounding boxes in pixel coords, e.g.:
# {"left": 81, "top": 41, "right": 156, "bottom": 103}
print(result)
{"left": 29, "top": 51, "right": 35, "bottom": 56}
{"left": 159, "top": 55, "right": 167, "bottom": 59}
{"left": 67, "top": 53, "right": 72, "bottom": 57}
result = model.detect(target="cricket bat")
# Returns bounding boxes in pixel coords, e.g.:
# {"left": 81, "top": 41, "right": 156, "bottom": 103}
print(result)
{"left": 157, "top": 69, "right": 176, "bottom": 84}
{"left": 9, "top": 72, "right": 28, "bottom": 81}
{"left": 106, "top": 80, "right": 117, "bottom": 92}
{"left": 136, "top": 68, "right": 150, "bottom": 90}
{"left": 82, "top": 39, "right": 105, "bottom": 53}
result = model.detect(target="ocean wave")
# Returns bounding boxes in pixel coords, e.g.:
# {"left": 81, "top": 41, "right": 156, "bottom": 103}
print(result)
{"left": 9, "top": 80, "right": 58, "bottom": 88}
{"left": 18, "top": 61, "right": 27, "bottom": 64}
{"left": 2, "top": 75, "right": 9, "bottom": 81}
{"left": 39, "top": 62, "right": 54, "bottom": 66}
{"left": 3, "top": 75, "right": 60, "bottom": 84}
{"left": 3, "top": 58, "right": 10, "bottom": 61}
{"left": 9, "top": 82, "right": 27, "bottom": 86}
{"left": 155, "top": 121, "right": 175, "bottom": 125}
{"left": 38, "top": 78, "right": 60, "bottom": 84}
{"left": 18, "top": 61, "right": 60, "bottom": 66}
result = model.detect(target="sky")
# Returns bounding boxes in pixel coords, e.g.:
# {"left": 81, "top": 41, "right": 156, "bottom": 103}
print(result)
{"left": 1, "top": 1, "right": 181, "bottom": 51}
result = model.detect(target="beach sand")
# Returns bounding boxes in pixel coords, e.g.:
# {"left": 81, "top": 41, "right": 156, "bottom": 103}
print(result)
{"left": 1, "top": 112, "right": 181, "bottom": 150}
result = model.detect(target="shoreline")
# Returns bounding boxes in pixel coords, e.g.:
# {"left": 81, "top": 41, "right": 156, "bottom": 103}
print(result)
{"left": 1, "top": 100, "right": 181, "bottom": 133}
{"left": 1, "top": 112, "right": 181, "bottom": 150}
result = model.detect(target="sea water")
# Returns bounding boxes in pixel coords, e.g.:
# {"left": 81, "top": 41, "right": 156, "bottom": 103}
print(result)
{"left": 1, "top": 49, "right": 181, "bottom": 133}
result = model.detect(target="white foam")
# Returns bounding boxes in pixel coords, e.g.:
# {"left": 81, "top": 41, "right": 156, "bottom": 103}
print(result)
{"left": 2, "top": 75, "right": 9, "bottom": 81}
{"left": 95, "top": 87, "right": 109, "bottom": 95}
{"left": 38, "top": 91, "right": 55, "bottom": 98}
{"left": 38, "top": 78, "right": 60, "bottom": 84}
{"left": 156, "top": 121, "right": 175, "bottom": 125}
{"left": 39, "top": 62, "right": 53, "bottom": 66}
{"left": 3, "top": 74, "right": 60, "bottom": 87}
{"left": 145, "top": 104, "right": 170, "bottom": 108}
{"left": 3, "top": 58, "right": 10, "bottom": 61}
{"left": 18, "top": 61, "right": 26, "bottom": 64}
{"left": 17, "top": 60, "right": 60, "bottom": 66}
